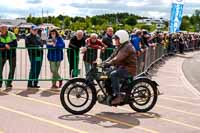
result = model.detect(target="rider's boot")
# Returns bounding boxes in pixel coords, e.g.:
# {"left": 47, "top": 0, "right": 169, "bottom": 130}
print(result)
{"left": 111, "top": 95, "right": 124, "bottom": 105}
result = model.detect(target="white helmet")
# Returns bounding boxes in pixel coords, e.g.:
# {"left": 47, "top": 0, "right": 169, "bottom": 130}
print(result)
{"left": 114, "top": 30, "right": 129, "bottom": 44}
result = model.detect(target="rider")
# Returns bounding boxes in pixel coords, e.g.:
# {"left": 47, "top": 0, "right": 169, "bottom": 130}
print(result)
{"left": 103, "top": 30, "right": 137, "bottom": 105}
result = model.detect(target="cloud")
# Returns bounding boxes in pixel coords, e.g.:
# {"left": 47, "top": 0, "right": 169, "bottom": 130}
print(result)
{"left": 126, "top": 1, "right": 148, "bottom": 7}
{"left": 0, "top": 0, "right": 200, "bottom": 19}
{"left": 26, "top": 0, "right": 42, "bottom": 4}
{"left": 0, "top": 6, "right": 54, "bottom": 18}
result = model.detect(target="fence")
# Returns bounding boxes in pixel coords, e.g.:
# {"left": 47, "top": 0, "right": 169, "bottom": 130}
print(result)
{"left": 0, "top": 41, "right": 199, "bottom": 82}
{"left": 0, "top": 47, "right": 114, "bottom": 82}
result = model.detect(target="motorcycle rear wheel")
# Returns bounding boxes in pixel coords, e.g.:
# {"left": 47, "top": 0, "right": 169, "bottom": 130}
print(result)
{"left": 60, "top": 78, "right": 97, "bottom": 115}
{"left": 129, "top": 78, "right": 158, "bottom": 112}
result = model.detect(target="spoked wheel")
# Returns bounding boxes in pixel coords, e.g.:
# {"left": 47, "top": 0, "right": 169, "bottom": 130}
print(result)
{"left": 129, "top": 78, "right": 158, "bottom": 112}
{"left": 60, "top": 78, "right": 97, "bottom": 115}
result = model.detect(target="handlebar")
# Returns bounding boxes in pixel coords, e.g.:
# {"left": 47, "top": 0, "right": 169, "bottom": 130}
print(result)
{"left": 92, "top": 63, "right": 111, "bottom": 69}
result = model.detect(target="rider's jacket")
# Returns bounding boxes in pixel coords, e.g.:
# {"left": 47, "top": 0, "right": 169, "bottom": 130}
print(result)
{"left": 106, "top": 41, "right": 137, "bottom": 76}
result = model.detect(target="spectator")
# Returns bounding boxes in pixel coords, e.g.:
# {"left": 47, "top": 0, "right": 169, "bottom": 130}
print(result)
{"left": 179, "top": 34, "right": 185, "bottom": 54}
{"left": 130, "top": 30, "right": 143, "bottom": 56}
{"left": 163, "top": 33, "right": 169, "bottom": 54}
{"left": 101, "top": 27, "right": 114, "bottom": 61}
{"left": 68, "top": 30, "right": 86, "bottom": 77}
{"left": 47, "top": 29, "right": 65, "bottom": 89}
{"left": 191, "top": 34, "right": 196, "bottom": 50}
{"left": 0, "top": 24, "right": 18, "bottom": 89}
{"left": 167, "top": 34, "right": 176, "bottom": 55}
{"left": 102, "top": 27, "right": 114, "bottom": 48}
{"left": 13, "top": 27, "right": 19, "bottom": 40}
{"left": 41, "top": 28, "right": 48, "bottom": 45}
{"left": 83, "top": 33, "right": 105, "bottom": 73}
{"left": 25, "top": 25, "right": 43, "bottom": 89}
{"left": 141, "top": 30, "right": 150, "bottom": 47}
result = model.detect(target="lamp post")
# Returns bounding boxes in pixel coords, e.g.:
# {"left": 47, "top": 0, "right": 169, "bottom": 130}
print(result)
{"left": 196, "top": 24, "right": 200, "bottom": 32}
{"left": 62, "top": 12, "right": 65, "bottom": 30}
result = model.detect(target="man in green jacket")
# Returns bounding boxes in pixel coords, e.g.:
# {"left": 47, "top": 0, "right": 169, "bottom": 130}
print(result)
{"left": 0, "top": 24, "right": 18, "bottom": 89}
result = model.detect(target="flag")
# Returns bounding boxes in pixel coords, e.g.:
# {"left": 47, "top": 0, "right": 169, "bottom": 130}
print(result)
{"left": 170, "top": 0, "right": 185, "bottom": 33}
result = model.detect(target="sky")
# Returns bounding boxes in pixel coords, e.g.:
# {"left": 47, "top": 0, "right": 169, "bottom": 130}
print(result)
{"left": 0, "top": 0, "right": 200, "bottom": 19}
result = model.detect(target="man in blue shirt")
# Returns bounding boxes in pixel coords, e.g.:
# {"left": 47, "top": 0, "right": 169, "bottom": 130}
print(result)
{"left": 130, "top": 30, "right": 145, "bottom": 74}
{"left": 130, "top": 30, "right": 142, "bottom": 55}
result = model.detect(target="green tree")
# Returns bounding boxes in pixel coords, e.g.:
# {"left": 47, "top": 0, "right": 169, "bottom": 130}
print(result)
{"left": 35, "top": 18, "right": 42, "bottom": 25}
{"left": 73, "top": 16, "right": 85, "bottom": 22}
{"left": 64, "top": 17, "right": 71, "bottom": 28}
{"left": 124, "top": 16, "right": 137, "bottom": 26}
{"left": 180, "top": 16, "right": 191, "bottom": 31}
{"left": 90, "top": 16, "right": 98, "bottom": 25}
{"left": 52, "top": 18, "right": 62, "bottom": 27}
{"left": 57, "top": 14, "right": 64, "bottom": 20}
{"left": 27, "top": 14, "right": 32, "bottom": 23}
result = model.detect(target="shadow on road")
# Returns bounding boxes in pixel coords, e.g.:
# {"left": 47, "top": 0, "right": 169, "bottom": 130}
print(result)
{"left": 0, "top": 88, "right": 14, "bottom": 96}
{"left": 0, "top": 91, "right": 8, "bottom": 96}
{"left": 17, "top": 89, "right": 39, "bottom": 97}
{"left": 58, "top": 112, "right": 160, "bottom": 129}
{"left": 148, "top": 61, "right": 165, "bottom": 77}
{"left": 40, "top": 89, "right": 60, "bottom": 97}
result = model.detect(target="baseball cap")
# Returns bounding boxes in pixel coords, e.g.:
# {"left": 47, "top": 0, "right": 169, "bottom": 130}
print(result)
{"left": 31, "top": 25, "right": 39, "bottom": 30}
{"left": 0, "top": 24, "right": 8, "bottom": 28}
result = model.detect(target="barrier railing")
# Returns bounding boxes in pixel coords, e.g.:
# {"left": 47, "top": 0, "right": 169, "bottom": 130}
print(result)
{"left": 0, "top": 47, "right": 70, "bottom": 82}
{"left": 0, "top": 41, "right": 199, "bottom": 83}
{"left": 0, "top": 47, "right": 114, "bottom": 82}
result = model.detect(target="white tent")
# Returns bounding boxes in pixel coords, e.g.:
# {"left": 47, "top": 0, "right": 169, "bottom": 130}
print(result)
{"left": 39, "top": 23, "right": 60, "bottom": 30}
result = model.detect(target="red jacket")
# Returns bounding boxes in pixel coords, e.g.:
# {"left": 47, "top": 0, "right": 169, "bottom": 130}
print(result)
{"left": 83, "top": 39, "right": 104, "bottom": 63}
{"left": 86, "top": 38, "right": 104, "bottom": 49}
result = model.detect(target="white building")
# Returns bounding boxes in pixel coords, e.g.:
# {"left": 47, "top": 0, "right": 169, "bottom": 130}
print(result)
{"left": 0, "top": 18, "right": 26, "bottom": 26}
{"left": 137, "top": 18, "right": 168, "bottom": 24}
{"left": 137, "top": 18, "right": 168, "bottom": 29}
{"left": 39, "top": 23, "right": 60, "bottom": 29}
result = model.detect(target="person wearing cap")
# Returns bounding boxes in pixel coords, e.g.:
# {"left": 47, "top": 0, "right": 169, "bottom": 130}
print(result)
{"left": 25, "top": 25, "right": 43, "bottom": 88}
{"left": 103, "top": 30, "right": 137, "bottom": 105}
{"left": 0, "top": 24, "right": 18, "bottom": 89}
{"left": 46, "top": 29, "right": 65, "bottom": 89}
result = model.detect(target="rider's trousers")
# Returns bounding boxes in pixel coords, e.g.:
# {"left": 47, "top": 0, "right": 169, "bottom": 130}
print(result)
{"left": 110, "top": 68, "right": 128, "bottom": 96}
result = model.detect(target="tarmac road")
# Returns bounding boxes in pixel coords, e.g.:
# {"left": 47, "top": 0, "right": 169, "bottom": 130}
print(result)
{"left": 183, "top": 53, "right": 200, "bottom": 92}
{"left": 1, "top": 42, "right": 200, "bottom": 133}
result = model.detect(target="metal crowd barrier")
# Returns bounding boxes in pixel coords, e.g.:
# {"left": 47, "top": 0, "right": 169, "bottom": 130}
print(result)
{"left": 0, "top": 42, "right": 199, "bottom": 82}
{"left": 0, "top": 47, "right": 114, "bottom": 82}
{"left": 136, "top": 43, "right": 164, "bottom": 75}
{"left": 0, "top": 47, "right": 70, "bottom": 82}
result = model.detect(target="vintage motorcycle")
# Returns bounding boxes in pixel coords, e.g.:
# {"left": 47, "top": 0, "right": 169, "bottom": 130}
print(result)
{"left": 60, "top": 63, "right": 160, "bottom": 115}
